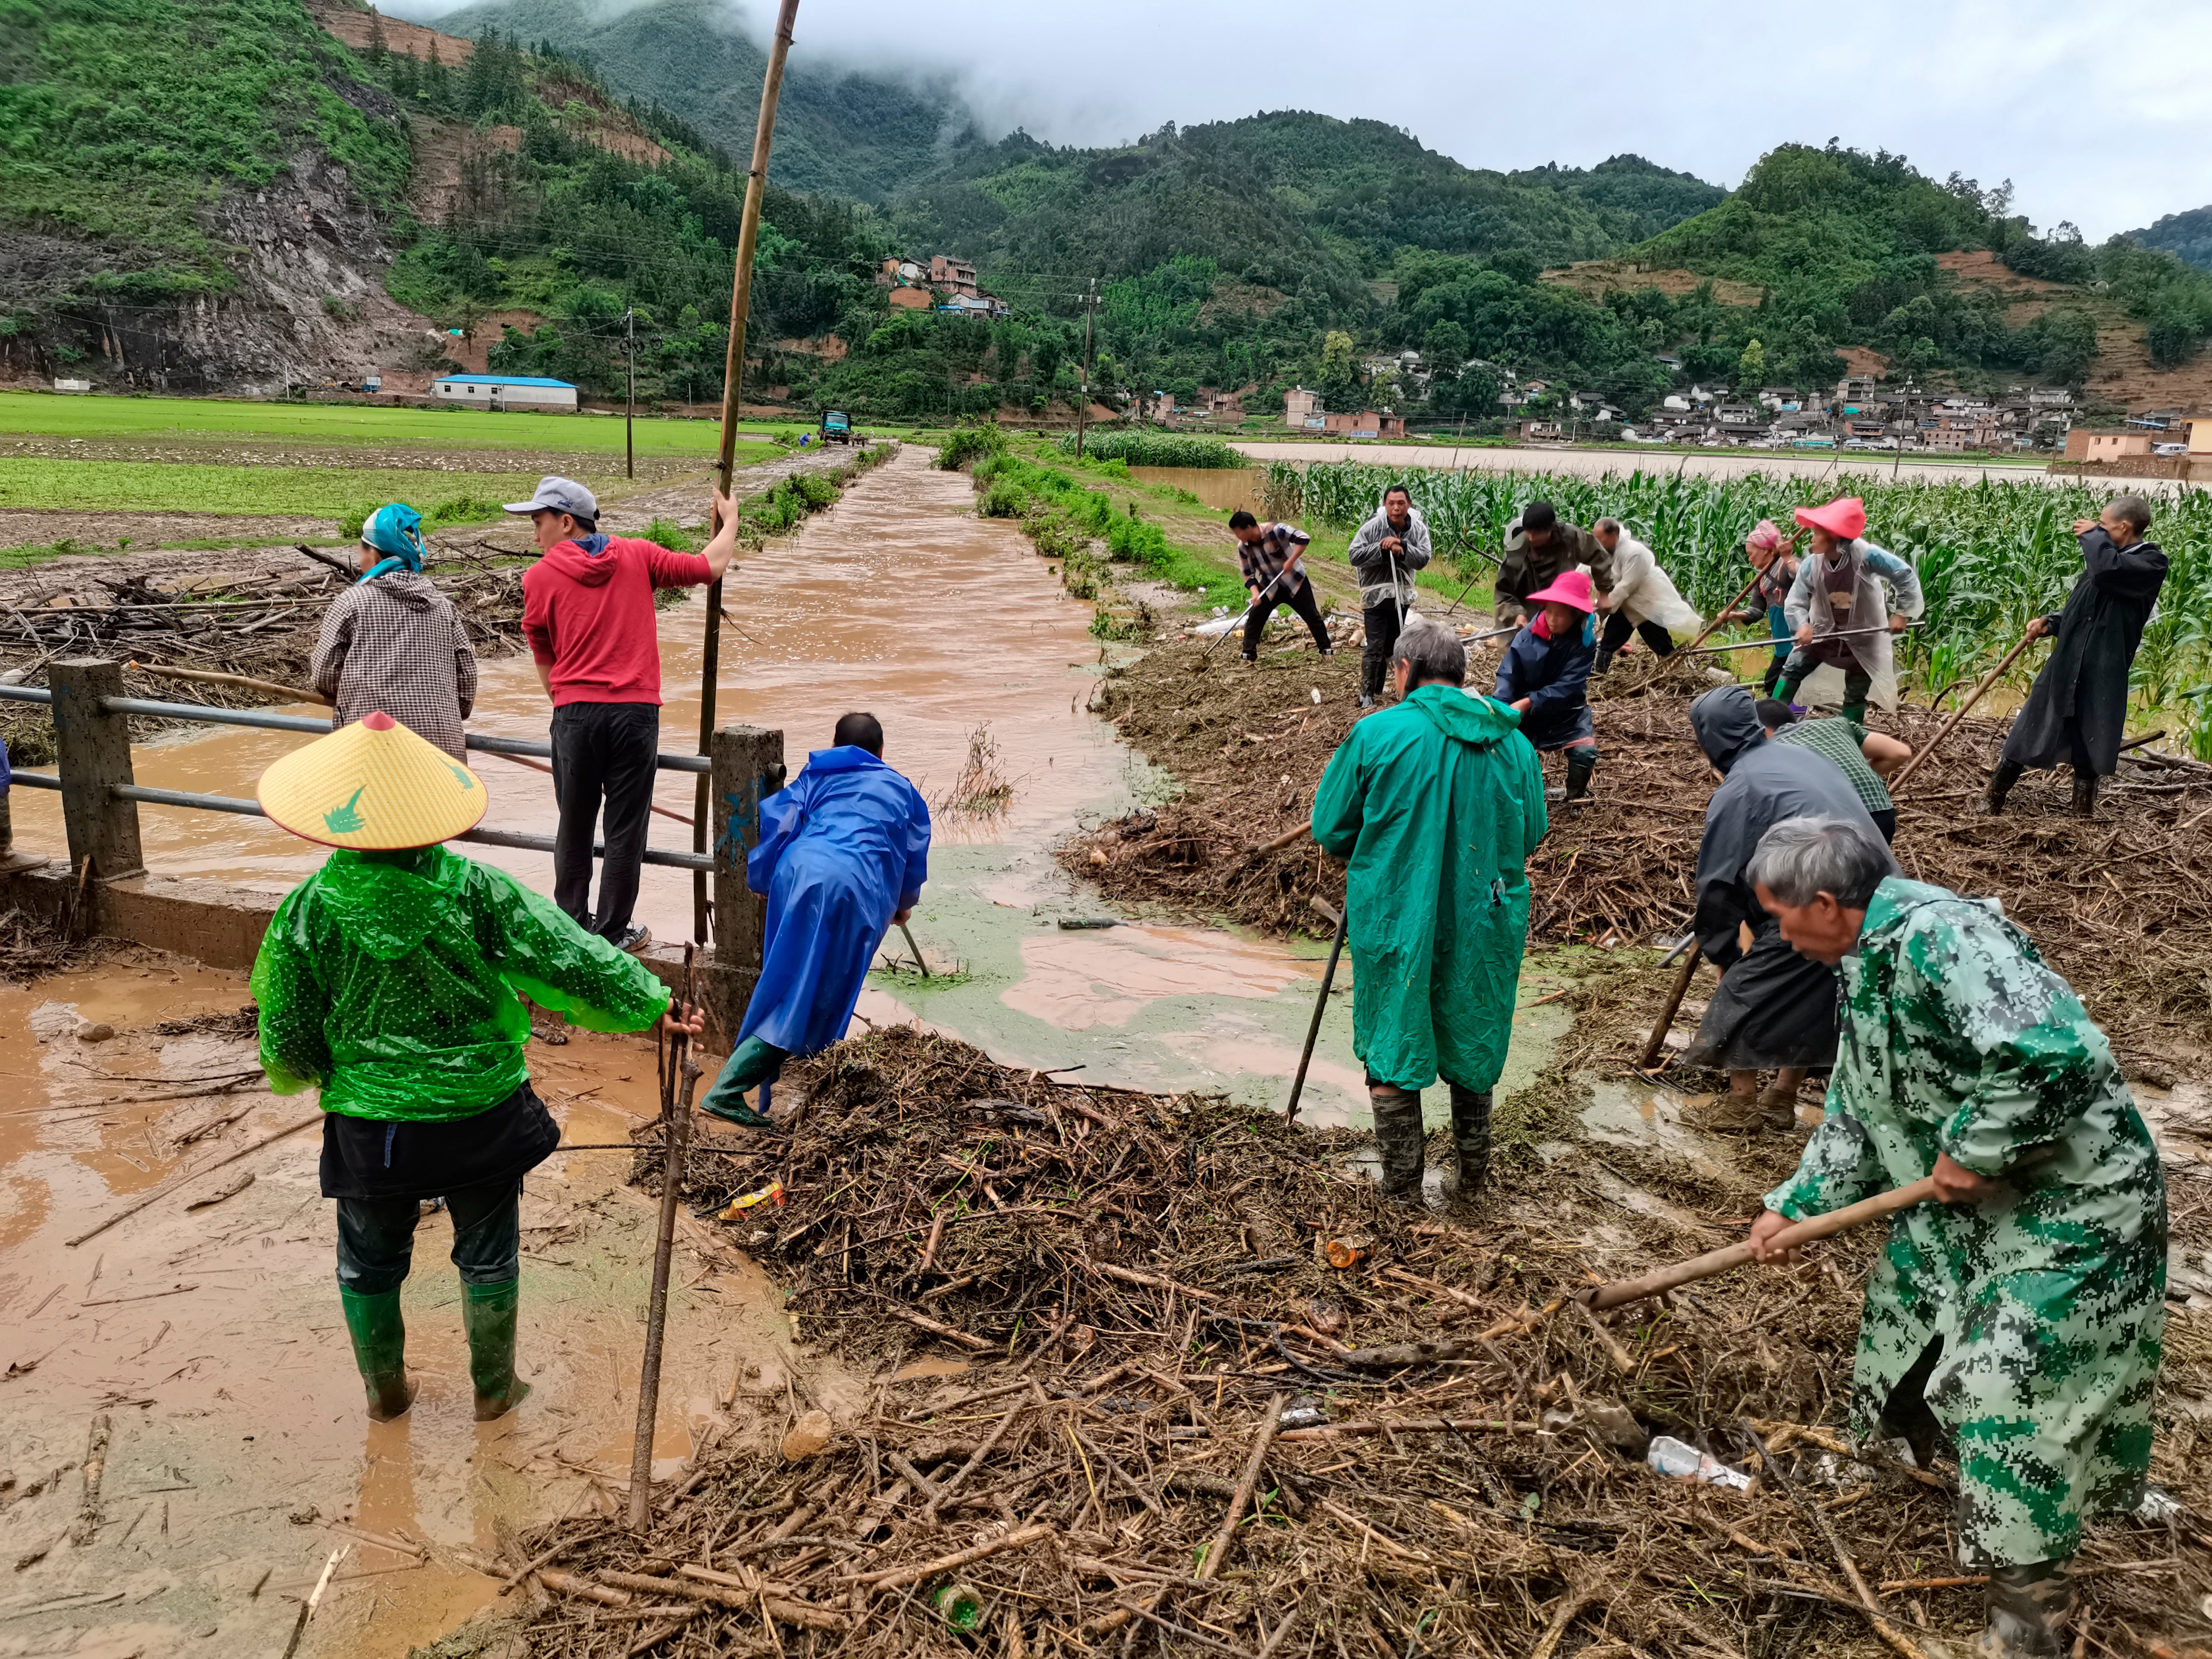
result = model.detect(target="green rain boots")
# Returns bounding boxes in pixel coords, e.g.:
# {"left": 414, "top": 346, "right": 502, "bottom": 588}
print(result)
{"left": 338, "top": 1286, "right": 417, "bottom": 1421}
{"left": 700, "top": 1035, "right": 788, "bottom": 1129}
{"left": 463, "top": 1278, "right": 531, "bottom": 1422}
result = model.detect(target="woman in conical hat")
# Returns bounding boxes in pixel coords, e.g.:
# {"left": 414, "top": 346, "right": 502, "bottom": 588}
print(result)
{"left": 251, "top": 712, "right": 700, "bottom": 1422}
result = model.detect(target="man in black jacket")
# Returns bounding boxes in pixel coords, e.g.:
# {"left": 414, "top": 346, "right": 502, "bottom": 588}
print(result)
{"left": 1682, "top": 686, "right": 1892, "bottom": 1133}
{"left": 1984, "top": 496, "right": 2167, "bottom": 820}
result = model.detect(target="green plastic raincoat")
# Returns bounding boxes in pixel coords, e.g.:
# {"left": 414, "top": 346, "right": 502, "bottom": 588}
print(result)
{"left": 1311, "top": 685, "right": 1547, "bottom": 1092}
{"left": 252, "top": 845, "right": 671, "bottom": 1121}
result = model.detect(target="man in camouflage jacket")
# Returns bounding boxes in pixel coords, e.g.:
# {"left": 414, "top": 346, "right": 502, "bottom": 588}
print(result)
{"left": 1746, "top": 833, "right": 2165, "bottom": 1658}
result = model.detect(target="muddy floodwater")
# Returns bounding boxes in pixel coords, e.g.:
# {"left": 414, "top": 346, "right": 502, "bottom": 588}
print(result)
{"left": 1126, "top": 465, "right": 1266, "bottom": 515}
{"left": 0, "top": 444, "right": 1586, "bottom": 1658}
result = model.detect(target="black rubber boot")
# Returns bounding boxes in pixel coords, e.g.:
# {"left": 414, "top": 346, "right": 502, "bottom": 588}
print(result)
{"left": 1759, "top": 657, "right": 1786, "bottom": 695}
{"left": 2070, "top": 771, "right": 2099, "bottom": 820}
{"left": 1446, "top": 1084, "right": 1492, "bottom": 1197}
{"left": 1975, "top": 1559, "right": 2072, "bottom": 1659}
{"left": 1979, "top": 760, "right": 2024, "bottom": 817}
{"left": 1367, "top": 1080, "right": 1425, "bottom": 1204}
{"left": 1564, "top": 747, "right": 1598, "bottom": 803}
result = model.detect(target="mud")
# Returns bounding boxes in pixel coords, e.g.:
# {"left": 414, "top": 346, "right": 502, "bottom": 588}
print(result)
{"left": 0, "top": 959, "right": 824, "bottom": 1659}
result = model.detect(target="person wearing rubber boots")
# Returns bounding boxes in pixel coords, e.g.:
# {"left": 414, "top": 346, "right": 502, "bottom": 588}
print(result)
{"left": 698, "top": 712, "right": 932, "bottom": 1127}
{"left": 1493, "top": 499, "right": 1612, "bottom": 626}
{"left": 1344, "top": 484, "right": 1430, "bottom": 707}
{"left": 1494, "top": 568, "right": 1601, "bottom": 804}
{"left": 1982, "top": 495, "right": 2168, "bottom": 821}
{"left": 1744, "top": 815, "right": 2166, "bottom": 1659}
{"left": 249, "top": 711, "right": 697, "bottom": 1421}
{"left": 1311, "top": 618, "right": 1547, "bottom": 1204}
{"left": 1773, "top": 495, "right": 1922, "bottom": 723}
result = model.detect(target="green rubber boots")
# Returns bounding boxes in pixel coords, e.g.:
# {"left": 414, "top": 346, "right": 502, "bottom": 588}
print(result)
{"left": 338, "top": 1287, "right": 417, "bottom": 1421}
{"left": 463, "top": 1278, "right": 531, "bottom": 1422}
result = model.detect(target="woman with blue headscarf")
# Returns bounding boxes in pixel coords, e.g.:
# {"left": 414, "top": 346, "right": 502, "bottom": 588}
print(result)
{"left": 310, "top": 504, "right": 478, "bottom": 762}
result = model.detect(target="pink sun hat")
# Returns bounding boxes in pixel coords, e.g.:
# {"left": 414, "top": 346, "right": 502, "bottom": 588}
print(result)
{"left": 1793, "top": 496, "right": 1866, "bottom": 541}
{"left": 1524, "top": 568, "right": 1596, "bottom": 613}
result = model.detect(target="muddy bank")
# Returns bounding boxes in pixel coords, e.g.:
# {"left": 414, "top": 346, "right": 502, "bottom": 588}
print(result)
{"left": 479, "top": 1026, "right": 2212, "bottom": 1659}
{"left": 1069, "top": 642, "right": 2212, "bottom": 1071}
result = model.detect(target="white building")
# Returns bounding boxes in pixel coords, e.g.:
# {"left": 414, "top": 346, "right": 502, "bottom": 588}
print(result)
{"left": 430, "top": 374, "right": 578, "bottom": 411}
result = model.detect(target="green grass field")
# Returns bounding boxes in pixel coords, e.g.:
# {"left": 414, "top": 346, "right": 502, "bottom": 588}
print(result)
{"left": 0, "top": 391, "right": 812, "bottom": 455}
{"left": 0, "top": 457, "right": 620, "bottom": 516}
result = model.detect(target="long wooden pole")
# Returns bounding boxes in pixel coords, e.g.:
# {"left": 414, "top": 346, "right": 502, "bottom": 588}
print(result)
{"left": 1636, "top": 942, "right": 1702, "bottom": 1070}
{"left": 1888, "top": 630, "right": 2039, "bottom": 795}
{"left": 629, "top": 952, "right": 698, "bottom": 1530}
{"left": 1283, "top": 899, "right": 1347, "bottom": 1123}
{"left": 695, "top": 0, "right": 801, "bottom": 944}
{"left": 1679, "top": 621, "right": 1919, "bottom": 660}
{"left": 1676, "top": 568, "right": 1766, "bottom": 657}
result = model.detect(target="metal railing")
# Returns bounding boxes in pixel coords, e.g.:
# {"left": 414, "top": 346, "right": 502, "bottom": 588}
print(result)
{"left": 0, "top": 683, "right": 714, "bottom": 872}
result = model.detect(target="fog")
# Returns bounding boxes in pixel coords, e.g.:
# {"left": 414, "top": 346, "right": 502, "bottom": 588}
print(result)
{"left": 381, "top": 0, "right": 2212, "bottom": 237}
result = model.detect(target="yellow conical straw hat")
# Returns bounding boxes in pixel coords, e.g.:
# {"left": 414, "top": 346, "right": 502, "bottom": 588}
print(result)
{"left": 257, "top": 710, "right": 488, "bottom": 851}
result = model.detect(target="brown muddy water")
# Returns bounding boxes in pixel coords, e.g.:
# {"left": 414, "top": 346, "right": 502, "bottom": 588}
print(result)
{"left": 6, "top": 448, "right": 1122, "bottom": 944}
{"left": 1127, "top": 465, "right": 1266, "bottom": 515}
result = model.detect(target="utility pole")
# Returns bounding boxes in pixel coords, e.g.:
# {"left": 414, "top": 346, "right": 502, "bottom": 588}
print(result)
{"left": 625, "top": 306, "right": 635, "bottom": 480}
{"left": 1075, "top": 277, "right": 1098, "bottom": 457}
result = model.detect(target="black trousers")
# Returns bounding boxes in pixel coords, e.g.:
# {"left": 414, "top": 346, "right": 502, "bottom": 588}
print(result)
{"left": 550, "top": 700, "right": 660, "bottom": 937}
{"left": 1242, "top": 580, "right": 1332, "bottom": 659}
{"left": 1361, "top": 599, "right": 1403, "bottom": 696}
{"left": 1595, "top": 611, "right": 1676, "bottom": 672}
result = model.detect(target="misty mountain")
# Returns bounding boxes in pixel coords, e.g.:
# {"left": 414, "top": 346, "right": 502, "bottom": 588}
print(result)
{"left": 431, "top": 0, "right": 987, "bottom": 201}
{"left": 2130, "top": 205, "right": 2212, "bottom": 272}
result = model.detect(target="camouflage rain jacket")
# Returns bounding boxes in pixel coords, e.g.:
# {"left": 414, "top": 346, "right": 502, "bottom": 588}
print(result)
{"left": 1764, "top": 877, "right": 2166, "bottom": 1567}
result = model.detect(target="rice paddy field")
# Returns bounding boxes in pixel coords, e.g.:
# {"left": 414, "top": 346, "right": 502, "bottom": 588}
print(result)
{"left": 1267, "top": 459, "right": 2212, "bottom": 757}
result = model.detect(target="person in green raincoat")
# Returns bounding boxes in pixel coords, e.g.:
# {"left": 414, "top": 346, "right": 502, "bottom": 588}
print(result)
{"left": 1744, "top": 815, "right": 2166, "bottom": 1659}
{"left": 250, "top": 711, "right": 700, "bottom": 1422}
{"left": 1311, "top": 617, "right": 1548, "bottom": 1202}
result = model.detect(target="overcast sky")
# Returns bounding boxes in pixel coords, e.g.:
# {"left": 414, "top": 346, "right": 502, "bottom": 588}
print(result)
{"left": 388, "top": 0, "right": 2212, "bottom": 238}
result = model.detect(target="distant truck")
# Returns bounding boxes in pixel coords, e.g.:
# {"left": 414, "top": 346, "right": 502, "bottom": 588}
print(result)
{"left": 818, "top": 410, "right": 853, "bottom": 445}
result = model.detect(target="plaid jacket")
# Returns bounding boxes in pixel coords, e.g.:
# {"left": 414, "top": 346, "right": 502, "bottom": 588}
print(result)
{"left": 1238, "top": 522, "right": 1311, "bottom": 596}
{"left": 311, "top": 572, "right": 477, "bottom": 762}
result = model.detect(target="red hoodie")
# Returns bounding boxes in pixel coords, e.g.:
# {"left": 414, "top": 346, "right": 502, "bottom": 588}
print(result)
{"left": 521, "top": 534, "right": 712, "bottom": 706}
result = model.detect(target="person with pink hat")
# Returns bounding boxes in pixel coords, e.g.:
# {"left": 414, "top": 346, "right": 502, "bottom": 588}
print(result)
{"left": 1717, "top": 519, "right": 1800, "bottom": 695}
{"left": 1493, "top": 567, "right": 1600, "bottom": 803}
{"left": 1773, "top": 495, "right": 1922, "bottom": 722}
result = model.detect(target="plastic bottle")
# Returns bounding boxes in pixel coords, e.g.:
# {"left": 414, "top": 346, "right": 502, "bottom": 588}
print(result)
{"left": 1646, "top": 1435, "right": 1753, "bottom": 1492}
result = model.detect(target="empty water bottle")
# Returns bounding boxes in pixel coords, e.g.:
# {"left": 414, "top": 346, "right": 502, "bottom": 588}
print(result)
{"left": 1647, "top": 1435, "right": 1753, "bottom": 1492}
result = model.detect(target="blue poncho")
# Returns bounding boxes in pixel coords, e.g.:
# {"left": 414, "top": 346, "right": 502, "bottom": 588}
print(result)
{"left": 736, "top": 747, "right": 932, "bottom": 1056}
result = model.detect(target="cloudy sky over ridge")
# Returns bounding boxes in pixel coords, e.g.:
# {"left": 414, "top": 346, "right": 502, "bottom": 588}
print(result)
{"left": 387, "top": 0, "right": 2212, "bottom": 238}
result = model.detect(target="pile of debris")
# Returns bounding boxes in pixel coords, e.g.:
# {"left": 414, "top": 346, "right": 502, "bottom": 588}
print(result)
{"left": 1064, "top": 644, "right": 2212, "bottom": 1066}
{"left": 481, "top": 1029, "right": 2209, "bottom": 1659}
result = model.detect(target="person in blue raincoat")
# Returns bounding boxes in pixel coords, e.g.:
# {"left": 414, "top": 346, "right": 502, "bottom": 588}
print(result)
{"left": 1494, "top": 568, "right": 1600, "bottom": 803}
{"left": 700, "top": 712, "right": 931, "bottom": 1126}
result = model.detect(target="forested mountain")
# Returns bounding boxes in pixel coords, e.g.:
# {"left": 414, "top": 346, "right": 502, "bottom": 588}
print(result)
{"left": 430, "top": 0, "right": 984, "bottom": 202}
{"left": 2131, "top": 205, "right": 2212, "bottom": 273}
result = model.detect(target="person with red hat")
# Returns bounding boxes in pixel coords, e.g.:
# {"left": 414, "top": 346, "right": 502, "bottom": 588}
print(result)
{"left": 1774, "top": 495, "right": 1922, "bottom": 724}
{"left": 1494, "top": 568, "right": 1600, "bottom": 803}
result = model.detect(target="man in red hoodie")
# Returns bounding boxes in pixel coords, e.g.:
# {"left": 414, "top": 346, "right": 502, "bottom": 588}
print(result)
{"left": 513, "top": 476, "right": 738, "bottom": 952}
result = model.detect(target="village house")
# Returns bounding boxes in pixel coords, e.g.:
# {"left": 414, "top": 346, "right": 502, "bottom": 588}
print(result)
{"left": 1283, "top": 387, "right": 1325, "bottom": 428}
{"left": 430, "top": 373, "right": 576, "bottom": 411}
{"left": 929, "top": 254, "right": 979, "bottom": 298}
{"left": 1324, "top": 410, "right": 1407, "bottom": 440}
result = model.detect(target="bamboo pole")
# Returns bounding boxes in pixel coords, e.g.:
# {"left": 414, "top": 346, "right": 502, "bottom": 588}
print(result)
{"left": 1676, "top": 568, "right": 1766, "bottom": 657}
{"left": 628, "top": 952, "right": 699, "bottom": 1530}
{"left": 1888, "top": 629, "right": 2040, "bottom": 795}
{"left": 694, "top": 0, "right": 801, "bottom": 944}
{"left": 125, "top": 661, "right": 330, "bottom": 705}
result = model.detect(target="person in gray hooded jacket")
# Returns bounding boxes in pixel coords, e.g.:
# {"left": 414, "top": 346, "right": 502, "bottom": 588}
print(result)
{"left": 1344, "top": 484, "right": 1431, "bottom": 705}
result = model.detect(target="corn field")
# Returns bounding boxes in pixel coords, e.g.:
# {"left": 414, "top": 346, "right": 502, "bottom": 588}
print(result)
{"left": 1056, "top": 430, "right": 1244, "bottom": 468}
{"left": 1264, "top": 459, "right": 2212, "bottom": 742}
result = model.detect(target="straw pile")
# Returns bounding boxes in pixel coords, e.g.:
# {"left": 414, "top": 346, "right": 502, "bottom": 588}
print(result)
{"left": 1062, "top": 644, "right": 2212, "bottom": 1067}
{"left": 480, "top": 1027, "right": 2211, "bottom": 1659}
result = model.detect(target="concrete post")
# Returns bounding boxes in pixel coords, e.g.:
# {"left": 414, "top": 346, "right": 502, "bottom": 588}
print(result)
{"left": 703, "top": 724, "right": 785, "bottom": 1048}
{"left": 49, "top": 659, "right": 143, "bottom": 882}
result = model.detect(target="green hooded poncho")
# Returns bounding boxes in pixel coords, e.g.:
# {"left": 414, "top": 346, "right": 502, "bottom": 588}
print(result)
{"left": 1311, "top": 684, "right": 1547, "bottom": 1092}
{"left": 252, "top": 845, "right": 672, "bottom": 1121}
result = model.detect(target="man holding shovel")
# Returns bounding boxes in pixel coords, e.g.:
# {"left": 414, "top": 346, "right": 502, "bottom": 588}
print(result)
{"left": 1344, "top": 484, "right": 1429, "bottom": 706}
{"left": 1744, "top": 814, "right": 2166, "bottom": 1659}
{"left": 1228, "top": 511, "right": 1335, "bottom": 662}
{"left": 1310, "top": 618, "right": 1546, "bottom": 1204}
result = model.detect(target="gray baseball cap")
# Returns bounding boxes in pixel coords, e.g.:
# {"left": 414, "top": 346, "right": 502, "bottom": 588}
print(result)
{"left": 503, "top": 476, "right": 599, "bottom": 520}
